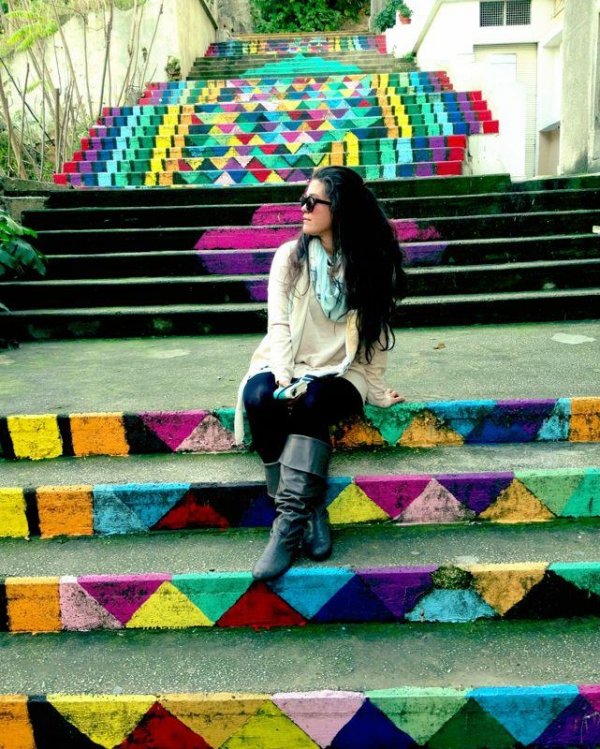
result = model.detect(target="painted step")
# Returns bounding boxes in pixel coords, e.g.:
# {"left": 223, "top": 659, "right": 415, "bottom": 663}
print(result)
{"left": 7, "top": 556, "right": 600, "bottom": 632}
{"left": 43, "top": 174, "right": 515, "bottom": 208}
{"left": 2, "top": 396, "right": 599, "bottom": 460}
{"left": 3, "top": 466, "right": 599, "bottom": 540}
{"left": 3, "top": 259, "right": 600, "bottom": 309}
{"left": 6, "top": 684, "right": 600, "bottom": 748}
{"left": 54, "top": 160, "right": 466, "bottom": 188}
{"left": 3, "top": 288, "right": 600, "bottom": 339}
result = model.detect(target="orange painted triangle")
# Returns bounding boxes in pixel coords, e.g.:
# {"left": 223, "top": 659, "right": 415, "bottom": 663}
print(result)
{"left": 216, "top": 581, "right": 307, "bottom": 630}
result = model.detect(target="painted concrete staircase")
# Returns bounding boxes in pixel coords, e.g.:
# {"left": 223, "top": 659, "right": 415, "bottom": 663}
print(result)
{"left": 53, "top": 32, "right": 499, "bottom": 187}
{"left": 2, "top": 172, "right": 600, "bottom": 340}
{"left": 1, "top": 322, "right": 600, "bottom": 746}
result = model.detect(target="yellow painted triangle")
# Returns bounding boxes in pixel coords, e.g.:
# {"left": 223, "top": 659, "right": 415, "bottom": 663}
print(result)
{"left": 479, "top": 479, "right": 556, "bottom": 524}
{"left": 249, "top": 135, "right": 264, "bottom": 145}
{"left": 222, "top": 700, "right": 319, "bottom": 749}
{"left": 161, "top": 694, "right": 269, "bottom": 748}
{"left": 265, "top": 172, "right": 284, "bottom": 184}
{"left": 333, "top": 419, "right": 386, "bottom": 449}
{"left": 328, "top": 484, "right": 390, "bottom": 525}
{"left": 48, "top": 695, "right": 155, "bottom": 748}
{"left": 399, "top": 412, "right": 464, "bottom": 448}
{"left": 468, "top": 563, "right": 547, "bottom": 615}
{"left": 126, "top": 582, "right": 213, "bottom": 629}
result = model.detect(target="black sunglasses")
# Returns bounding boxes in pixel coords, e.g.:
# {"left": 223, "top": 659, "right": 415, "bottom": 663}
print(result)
{"left": 300, "top": 194, "right": 332, "bottom": 213}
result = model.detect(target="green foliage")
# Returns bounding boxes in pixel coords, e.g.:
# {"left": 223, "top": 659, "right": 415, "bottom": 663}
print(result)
{"left": 0, "top": 208, "right": 46, "bottom": 280}
{"left": 3, "top": 8, "right": 58, "bottom": 54}
{"left": 374, "top": 0, "right": 412, "bottom": 33}
{"left": 249, "top": 0, "right": 368, "bottom": 34}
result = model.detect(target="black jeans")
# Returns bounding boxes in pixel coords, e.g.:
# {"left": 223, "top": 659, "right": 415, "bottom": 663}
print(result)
{"left": 243, "top": 371, "right": 363, "bottom": 462}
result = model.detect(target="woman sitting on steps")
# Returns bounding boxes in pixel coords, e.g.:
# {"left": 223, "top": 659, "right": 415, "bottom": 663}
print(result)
{"left": 234, "top": 165, "right": 407, "bottom": 580}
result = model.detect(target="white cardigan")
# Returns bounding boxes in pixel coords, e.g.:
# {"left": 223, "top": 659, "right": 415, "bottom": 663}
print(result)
{"left": 234, "top": 239, "right": 392, "bottom": 445}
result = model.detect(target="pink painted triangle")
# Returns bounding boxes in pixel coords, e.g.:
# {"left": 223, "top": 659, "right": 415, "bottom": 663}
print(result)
{"left": 354, "top": 475, "right": 431, "bottom": 518}
{"left": 398, "top": 479, "right": 476, "bottom": 524}
{"left": 177, "top": 414, "right": 236, "bottom": 452}
{"left": 580, "top": 686, "right": 600, "bottom": 711}
{"left": 60, "top": 579, "right": 123, "bottom": 630}
{"left": 78, "top": 573, "right": 170, "bottom": 625}
{"left": 141, "top": 411, "right": 209, "bottom": 451}
{"left": 273, "top": 691, "right": 365, "bottom": 746}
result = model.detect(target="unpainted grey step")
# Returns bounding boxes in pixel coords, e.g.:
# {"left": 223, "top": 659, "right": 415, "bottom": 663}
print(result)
{"left": 3, "top": 442, "right": 599, "bottom": 487}
{"left": 2, "top": 520, "right": 600, "bottom": 577}
{"left": 2, "top": 618, "right": 600, "bottom": 693}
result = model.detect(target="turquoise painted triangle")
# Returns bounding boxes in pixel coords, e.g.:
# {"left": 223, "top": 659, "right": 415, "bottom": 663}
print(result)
{"left": 515, "top": 469, "right": 586, "bottom": 516}
{"left": 93, "top": 488, "right": 148, "bottom": 534}
{"left": 560, "top": 469, "right": 600, "bottom": 517}
{"left": 537, "top": 398, "right": 571, "bottom": 441}
{"left": 549, "top": 562, "right": 600, "bottom": 597}
{"left": 364, "top": 402, "right": 426, "bottom": 445}
{"left": 472, "top": 685, "right": 579, "bottom": 745}
{"left": 268, "top": 567, "right": 355, "bottom": 619}
{"left": 405, "top": 589, "right": 496, "bottom": 623}
{"left": 427, "top": 400, "right": 497, "bottom": 438}
{"left": 172, "top": 572, "right": 253, "bottom": 623}
{"left": 104, "top": 483, "right": 189, "bottom": 528}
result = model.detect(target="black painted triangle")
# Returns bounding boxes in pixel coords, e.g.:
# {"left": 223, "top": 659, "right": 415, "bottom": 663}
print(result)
{"left": 505, "top": 570, "right": 600, "bottom": 619}
{"left": 28, "top": 699, "right": 104, "bottom": 749}
{"left": 122, "top": 414, "right": 172, "bottom": 454}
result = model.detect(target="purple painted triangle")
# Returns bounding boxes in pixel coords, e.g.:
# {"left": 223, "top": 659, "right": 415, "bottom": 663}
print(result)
{"left": 535, "top": 695, "right": 600, "bottom": 747}
{"left": 435, "top": 472, "right": 515, "bottom": 514}
{"left": 140, "top": 411, "right": 209, "bottom": 451}
{"left": 78, "top": 573, "right": 170, "bottom": 625}
{"left": 357, "top": 567, "right": 437, "bottom": 619}
{"left": 354, "top": 476, "right": 431, "bottom": 518}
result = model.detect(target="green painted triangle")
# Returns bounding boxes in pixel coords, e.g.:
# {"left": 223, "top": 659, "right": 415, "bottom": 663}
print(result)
{"left": 367, "top": 688, "right": 468, "bottom": 744}
{"left": 426, "top": 699, "right": 518, "bottom": 749}
{"left": 560, "top": 469, "right": 600, "bottom": 517}
{"left": 364, "top": 402, "right": 425, "bottom": 445}
{"left": 172, "top": 572, "right": 253, "bottom": 623}
{"left": 549, "top": 562, "right": 600, "bottom": 597}
{"left": 515, "top": 469, "right": 585, "bottom": 515}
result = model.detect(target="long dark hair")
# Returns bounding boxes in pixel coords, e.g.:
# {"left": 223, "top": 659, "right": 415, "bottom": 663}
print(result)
{"left": 288, "top": 166, "right": 407, "bottom": 363}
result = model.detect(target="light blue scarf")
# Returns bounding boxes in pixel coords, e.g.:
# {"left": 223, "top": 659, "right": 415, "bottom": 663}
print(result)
{"left": 308, "top": 238, "right": 349, "bottom": 321}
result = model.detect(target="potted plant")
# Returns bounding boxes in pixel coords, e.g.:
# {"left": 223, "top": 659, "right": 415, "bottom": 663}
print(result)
{"left": 374, "top": 1, "right": 412, "bottom": 32}
{"left": 165, "top": 56, "right": 181, "bottom": 81}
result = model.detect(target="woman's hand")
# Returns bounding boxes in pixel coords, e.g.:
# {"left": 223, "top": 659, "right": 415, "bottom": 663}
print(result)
{"left": 384, "top": 388, "right": 405, "bottom": 406}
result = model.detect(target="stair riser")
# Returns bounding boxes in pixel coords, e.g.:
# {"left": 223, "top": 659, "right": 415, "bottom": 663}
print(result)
{"left": 41, "top": 238, "right": 600, "bottom": 279}
{"left": 3, "top": 469, "right": 598, "bottom": 539}
{"left": 2, "top": 397, "right": 598, "bottom": 460}
{"left": 24, "top": 189, "right": 600, "bottom": 231}
{"left": 2, "top": 293, "right": 598, "bottom": 340}
{"left": 4, "top": 263, "right": 600, "bottom": 309}
{"left": 5, "top": 561, "right": 600, "bottom": 633}
{"left": 2, "top": 688, "right": 599, "bottom": 749}
{"left": 30, "top": 212, "right": 600, "bottom": 254}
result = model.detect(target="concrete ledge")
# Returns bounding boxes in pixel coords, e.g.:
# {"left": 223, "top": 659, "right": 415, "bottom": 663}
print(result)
{"left": 1, "top": 398, "right": 599, "bottom": 461}
{"left": 4, "top": 562, "right": 600, "bottom": 633}
{"left": 2, "top": 685, "right": 599, "bottom": 747}
{"left": 1, "top": 468, "right": 599, "bottom": 539}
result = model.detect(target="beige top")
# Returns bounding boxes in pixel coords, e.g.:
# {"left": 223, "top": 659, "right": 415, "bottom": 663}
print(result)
{"left": 234, "top": 239, "right": 393, "bottom": 443}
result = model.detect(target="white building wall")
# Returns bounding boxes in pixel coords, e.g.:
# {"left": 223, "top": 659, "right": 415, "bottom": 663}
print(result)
{"left": 399, "top": 0, "right": 565, "bottom": 178}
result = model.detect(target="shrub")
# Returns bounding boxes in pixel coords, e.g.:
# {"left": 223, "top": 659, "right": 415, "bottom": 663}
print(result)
{"left": 374, "top": 0, "right": 412, "bottom": 33}
{"left": 249, "top": 0, "right": 368, "bottom": 34}
{"left": 0, "top": 208, "right": 46, "bottom": 280}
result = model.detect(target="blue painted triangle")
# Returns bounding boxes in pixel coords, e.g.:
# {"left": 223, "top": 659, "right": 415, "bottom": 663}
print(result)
{"left": 472, "top": 685, "right": 579, "bottom": 745}
{"left": 405, "top": 589, "right": 497, "bottom": 623}
{"left": 99, "top": 483, "right": 189, "bottom": 528}
{"left": 331, "top": 700, "right": 416, "bottom": 749}
{"left": 93, "top": 488, "right": 148, "bottom": 534}
{"left": 268, "top": 567, "right": 354, "bottom": 619}
{"left": 313, "top": 575, "right": 397, "bottom": 623}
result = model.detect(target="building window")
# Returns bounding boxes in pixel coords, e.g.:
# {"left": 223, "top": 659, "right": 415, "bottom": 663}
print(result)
{"left": 480, "top": 1, "right": 531, "bottom": 27}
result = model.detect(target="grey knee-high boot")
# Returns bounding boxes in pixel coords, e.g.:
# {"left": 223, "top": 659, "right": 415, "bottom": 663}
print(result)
{"left": 252, "top": 434, "right": 331, "bottom": 581}
{"left": 263, "top": 461, "right": 280, "bottom": 499}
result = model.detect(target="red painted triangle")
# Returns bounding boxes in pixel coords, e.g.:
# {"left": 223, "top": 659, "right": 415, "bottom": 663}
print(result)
{"left": 118, "top": 702, "right": 212, "bottom": 749}
{"left": 190, "top": 114, "right": 203, "bottom": 125}
{"left": 216, "top": 581, "right": 307, "bottom": 630}
{"left": 236, "top": 134, "right": 254, "bottom": 145}
{"left": 152, "top": 490, "right": 231, "bottom": 530}
{"left": 261, "top": 144, "right": 279, "bottom": 155}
